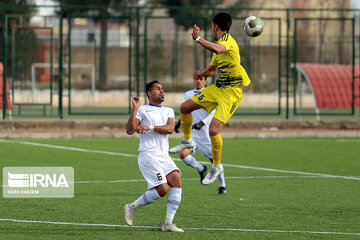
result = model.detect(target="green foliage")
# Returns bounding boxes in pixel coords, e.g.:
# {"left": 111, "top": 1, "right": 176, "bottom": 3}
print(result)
{"left": 147, "top": 34, "right": 171, "bottom": 79}
{"left": 156, "top": 0, "right": 251, "bottom": 30}
{"left": 3, "top": 0, "right": 32, "bottom": 3}
{"left": 14, "top": 28, "right": 41, "bottom": 81}
{"left": 0, "top": 0, "right": 35, "bottom": 25}
{"left": 56, "top": 0, "right": 138, "bottom": 17}
{"left": 54, "top": 0, "right": 138, "bottom": 87}
{"left": 0, "top": 1, "right": 40, "bottom": 80}
{"left": 157, "top": 0, "right": 221, "bottom": 30}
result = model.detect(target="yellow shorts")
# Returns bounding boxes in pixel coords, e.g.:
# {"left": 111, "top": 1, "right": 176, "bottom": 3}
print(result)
{"left": 190, "top": 84, "right": 243, "bottom": 124}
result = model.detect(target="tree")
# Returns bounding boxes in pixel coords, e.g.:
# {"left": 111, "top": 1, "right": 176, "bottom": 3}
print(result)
{"left": 55, "top": 0, "right": 137, "bottom": 89}
{"left": 155, "top": 0, "right": 223, "bottom": 72}
{"left": 157, "top": 0, "right": 250, "bottom": 29}
{"left": 0, "top": 0, "right": 38, "bottom": 81}
{"left": 152, "top": 0, "right": 249, "bottom": 76}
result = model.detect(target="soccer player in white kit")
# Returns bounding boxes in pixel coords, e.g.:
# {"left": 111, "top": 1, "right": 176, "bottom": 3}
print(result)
{"left": 124, "top": 80, "right": 184, "bottom": 232}
{"left": 170, "top": 76, "right": 227, "bottom": 195}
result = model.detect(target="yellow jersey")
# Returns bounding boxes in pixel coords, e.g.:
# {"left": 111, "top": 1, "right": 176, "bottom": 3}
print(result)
{"left": 210, "top": 33, "right": 251, "bottom": 88}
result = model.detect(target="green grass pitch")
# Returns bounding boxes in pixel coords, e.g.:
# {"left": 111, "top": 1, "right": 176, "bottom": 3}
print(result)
{"left": 0, "top": 138, "right": 359, "bottom": 239}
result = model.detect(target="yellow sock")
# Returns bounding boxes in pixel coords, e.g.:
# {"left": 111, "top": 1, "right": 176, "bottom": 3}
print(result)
{"left": 180, "top": 113, "right": 192, "bottom": 140}
{"left": 210, "top": 134, "right": 223, "bottom": 166}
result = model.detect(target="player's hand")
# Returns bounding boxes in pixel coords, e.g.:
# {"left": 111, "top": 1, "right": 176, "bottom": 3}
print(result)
{"left": 194, "top": 70, "right": 203, "bottom": 80}
{"left": 192, "top": 121, "right": 205, "bottom": 130}
{"left": 135, "top": 125, "right": 149, "bottom": 134}
{"left": 192, "top": 24, "right": 200, "bottom": 40}
{"left": 174, "top": 120, "right": 181, "bottom": 133}
{"left": 132, "top": 96, "right": 140, "bottom": 108}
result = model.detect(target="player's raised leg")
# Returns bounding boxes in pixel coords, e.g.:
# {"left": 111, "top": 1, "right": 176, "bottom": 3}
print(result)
{"left": 124, "top": 183, "right": 167, "bottom": 226}
{"left": 169, "top": 99, "right": 202, "bottom": 154}
{"left": 217, "top": 171, "right": 227, "bottom": 195}
{"left": 202, "top": 118, "right": 224, "bottom": 185}
{"left": 179, "top": 148, "right": 207, "bottom": 184}
{"left": 161, "top": 170, "right": 184, "bottom": 232}
{"left": 208, "top": 157, "right": 227, "bottom": 195}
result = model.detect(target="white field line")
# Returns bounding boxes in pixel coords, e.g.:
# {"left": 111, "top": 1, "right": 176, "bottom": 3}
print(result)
{"left": 1, "top": 139, "right": 359, "bottom": 181}
{"left": 75, "top": 175, "right": 323, "bottom": 184}
{"left": 216, "top": 163, "right": 360, "bottom": 181}
{"left": 0, "top": 218, "right": 359, "bottom": 236}
{"left": 336, "top": 139, "right": 360, "bottom": 143}
{"left": 0, "top": 176, "right": 324, "bottom": 188}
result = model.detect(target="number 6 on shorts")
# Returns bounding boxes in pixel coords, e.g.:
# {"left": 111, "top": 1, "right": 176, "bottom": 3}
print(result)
{"left": 157, "top": 173, "right": 163, "bottom": 181}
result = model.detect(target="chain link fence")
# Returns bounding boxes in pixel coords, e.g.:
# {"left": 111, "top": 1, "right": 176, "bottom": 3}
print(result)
{"left": 1, "top": 4, "right": 359, "bottom": 119}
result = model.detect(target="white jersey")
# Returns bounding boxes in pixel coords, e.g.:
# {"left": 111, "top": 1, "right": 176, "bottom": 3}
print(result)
{"left": 185, "top": 88, "right": 215, "bottom": 146}
{"left": 136, "top": 104, "right": 175, "bottom": 156}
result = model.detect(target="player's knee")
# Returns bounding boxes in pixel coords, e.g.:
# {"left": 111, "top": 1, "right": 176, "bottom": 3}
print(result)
{"left": 179, "top": 103, "right": 187, "bottom": 114}
{"left": 167, "top": 171, "right": 182, "bottom": 188}
{"left": 209, "top": 128, "right": 219, "bottom": 136}
{"left": 173, "top": 174, "right": 183, "bottom": 188}
{"left": 156, "top": 184, "right": 169, "bottom": 197}
{"left": 179, "top": 151, "right": 188, "bottom": 160}
{"left": 172, "top": 178, "right": 182, "bottom": 188}
{"left": 180, "top": 102, "right": 192, "bottom": 114}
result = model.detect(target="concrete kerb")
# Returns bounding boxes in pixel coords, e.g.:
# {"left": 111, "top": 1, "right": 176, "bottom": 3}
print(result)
{"left": 0, "top": 119, "right": 359, "bottom": 139}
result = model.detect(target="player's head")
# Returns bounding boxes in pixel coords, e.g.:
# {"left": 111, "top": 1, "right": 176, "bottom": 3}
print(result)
{"left": 212, "top": 12, "right": 232, "bottom": 40}
{"left": 193, "top": 75, "right": 207, "bottom": 90}
{"left": 146, "top": 80, "right": 164, "bottom": 104}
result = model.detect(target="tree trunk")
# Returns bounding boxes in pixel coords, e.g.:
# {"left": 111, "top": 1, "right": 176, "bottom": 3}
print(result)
{"left": 99, "top": 10, "right": 108, "bottom": 89}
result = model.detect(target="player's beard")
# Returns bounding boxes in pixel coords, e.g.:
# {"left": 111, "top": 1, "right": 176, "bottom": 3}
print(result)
{"left": 157, "top": 94, "right": 164, "bottom": 104}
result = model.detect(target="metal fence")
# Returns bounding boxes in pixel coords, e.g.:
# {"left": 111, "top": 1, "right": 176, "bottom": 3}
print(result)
{"left": 1, "top": 4, "right": 360, "bottom": 119}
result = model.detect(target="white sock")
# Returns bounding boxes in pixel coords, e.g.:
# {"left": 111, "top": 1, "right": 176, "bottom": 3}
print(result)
{"left": 213, "top": 163, "right": 223, "bottom": 170}
{"left": 164, "top": 188, "right": 182, "bottom": 225}
{"left": 183, "top": 139, "right": 192, "bottom": 144}
{"left": 218, "top": 170, "right": 226, "bottom": 188}
{"left": 129, "top": 188, "right": 161, "bottom": 210}
{"left": 181, "top": 155, "right": 204, "bottom": 172}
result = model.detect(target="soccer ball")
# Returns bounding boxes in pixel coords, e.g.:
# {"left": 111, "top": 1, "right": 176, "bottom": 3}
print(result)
{"left": 243, "top": 16, "right": 264, "bottom": 37}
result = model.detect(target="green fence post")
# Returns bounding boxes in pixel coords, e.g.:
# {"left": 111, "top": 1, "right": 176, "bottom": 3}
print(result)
{"left": 128, "top": 16, "right": 132, "bottom": 114}
{"left": 2, "top": 7, "right": 7, "bottom": 119}
{"left": 285, "top": 9, "right": 290, "bottom": 119}
{"left": 67, "top": 16, "right": 72, "bottom": 115}
{"left": 58, "top": 8, "right": 63, "bottom": 119}
{"left": 352, "top": 18, "right": 355, "bottom": 115}
{"left": 144, "top": 16, "right": 148, "bottom": 98}
{"left": 293, "top": 19, "right": 297, "bottom": 116}
{"left": 50, "top": 28, "right": 53, "bottom": 106}
{"left": 278, "top": 17, "right": 282, "bottom": 115}
{"left": 9, "top": 15, "right": 23, "bottom": 108}
{"left": 136, "top": 7, "right": 140, "bottom": 97}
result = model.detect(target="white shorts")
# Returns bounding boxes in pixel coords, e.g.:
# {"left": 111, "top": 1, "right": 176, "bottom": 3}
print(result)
{"left": 138, "top": 152, "right": 181, "bottom": 189}
{"left": 192, "top": 130, "right": 213, "bottom": 159}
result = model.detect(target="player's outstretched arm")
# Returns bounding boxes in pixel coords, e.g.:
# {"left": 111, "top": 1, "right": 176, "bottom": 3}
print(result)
{"left": 126, "top": 96, "right": 140, "bottom": 135}
{"left": 135, "top": 118, "right": 175, "bottom": 135}
{"left": 192, "top": 24, "right": 226, "bottom": 54}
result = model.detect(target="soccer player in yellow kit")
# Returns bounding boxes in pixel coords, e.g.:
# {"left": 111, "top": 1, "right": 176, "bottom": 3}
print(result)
{"left": 170, "top": 12, "right": 251, "bottom": 185}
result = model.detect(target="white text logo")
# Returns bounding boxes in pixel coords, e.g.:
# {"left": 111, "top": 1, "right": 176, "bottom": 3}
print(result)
{"left": 8, "top": 172, "right": 69, "bottom": 188}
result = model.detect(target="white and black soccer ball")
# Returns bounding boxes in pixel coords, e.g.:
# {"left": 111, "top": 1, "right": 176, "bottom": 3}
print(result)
{"left": 243, "top": 16, "right": 264, "bottom": 37}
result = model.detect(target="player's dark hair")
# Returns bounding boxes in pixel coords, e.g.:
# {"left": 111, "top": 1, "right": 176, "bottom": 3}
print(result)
{"left": 213, "top": 12, "right": 232, "bottom": 32}
{"left": 146, "top": 80, "right": 161, "bottom": 99}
